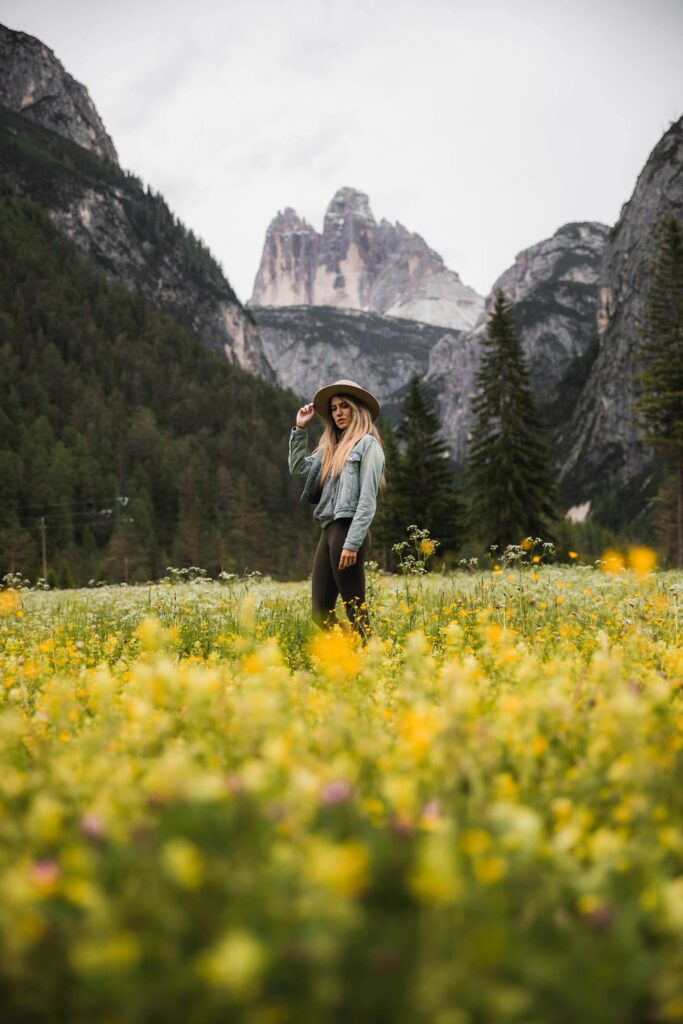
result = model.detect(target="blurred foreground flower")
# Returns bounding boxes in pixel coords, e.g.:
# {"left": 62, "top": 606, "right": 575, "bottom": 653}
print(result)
{"left": 601, "top": 549, "right": 625, "bottom": 574}
{"left": 627, "top": 546, "right": 657, "bottom": 578}
{"left": 306, "top": 838, "right": 369, "bottom": 897}
{"left": 0, "top": 589, "right": 19, "bottom": 616}
{"left": 309, "top": 628, "right": 362, "bottom": 681}
{"left": 196, "top": 930, "right": 265, "bottom": 998}
{"left": 134, "top": 616, "right": 169, "bottom": 651}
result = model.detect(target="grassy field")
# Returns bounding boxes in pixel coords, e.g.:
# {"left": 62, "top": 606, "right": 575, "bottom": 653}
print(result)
{"left": 1, "top": 563, "right": 683, "bottom": 1023}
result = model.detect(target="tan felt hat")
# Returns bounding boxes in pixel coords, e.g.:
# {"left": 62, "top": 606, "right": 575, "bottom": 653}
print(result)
{"left": 313, "top": 379, "right": 381, "bottom": 422}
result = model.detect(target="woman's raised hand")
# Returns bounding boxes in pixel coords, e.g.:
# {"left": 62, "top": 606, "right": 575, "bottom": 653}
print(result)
{"left": 296, "top": 403, "right": 315, "bottom": 428}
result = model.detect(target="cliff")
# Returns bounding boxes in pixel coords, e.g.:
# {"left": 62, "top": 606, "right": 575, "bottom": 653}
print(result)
{"left": 561, "top": 116, "right": 683, "bottom": 505}
{"left": 251, "top": 186, "right": 484, "bottom": 331}
{"left": 0, "top": 23, "right": 273, "bottom": 380}
{"left": 0, "top": 23, "right": 118, "bottom": 163}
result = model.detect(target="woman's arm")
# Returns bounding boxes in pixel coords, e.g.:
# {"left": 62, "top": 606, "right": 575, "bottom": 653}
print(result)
{"left": 342, "top": 438, "right": 385, "bottom": 553}
{"left": 290, "top": 403, "right": 317, "bottom": 476}
{"left": 288, "top": 425, "right": 315, "bottom": 476}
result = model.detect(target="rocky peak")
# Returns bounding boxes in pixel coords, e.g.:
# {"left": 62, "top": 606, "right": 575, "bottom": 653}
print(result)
{"left": 0, "top": 23, "right": 118, "bottom": 163}
{"left": 479, "top": 221, "right": 609, "bottom": 316}
{"left": 422, "top": 220, "right": 610, "bottom": 476}
{"left": 252, "top": 206, "right": 320, "bottom": 306}
{"left": 324, "top": 186, "right": 376, "bottom": 225}
{"left": 267, "top": 206, "right": 314, "bottom": 234}
{"left": 561, "top": 115, "right": 683, "bottom": 501}
{"left": 250, "top": 186, "right": 484, "bottom": 330}
{"left": 315, "top": 186, "right": 384, "bottom": 307}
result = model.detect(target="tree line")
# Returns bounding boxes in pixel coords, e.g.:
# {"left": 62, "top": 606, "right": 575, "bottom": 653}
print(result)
{"left": 0, "top": 185, "right": 314, "bottom": 585}
{"left": 373, "top": 215, "right": 683, "bottom": 569}
{"left": 2, "top": 174, "right": 681, "bottom": 584}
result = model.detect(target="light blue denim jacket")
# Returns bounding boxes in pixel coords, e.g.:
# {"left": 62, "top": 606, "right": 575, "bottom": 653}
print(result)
{"left": 289, "top": 426, "right": 385, "bottom": 552}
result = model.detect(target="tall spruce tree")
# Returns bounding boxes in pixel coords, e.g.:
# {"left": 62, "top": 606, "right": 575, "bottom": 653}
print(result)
{"left": 388, "top": 375, "right": 462, "bottom": 557}
{"left": 635, "top": 215, "right": 683, "bottom": 566}
{"left": 464, "top": 289, "right": 557, "bottom": 550}
{"left": 367, "top": 416, "right": 402, "bottom": 569}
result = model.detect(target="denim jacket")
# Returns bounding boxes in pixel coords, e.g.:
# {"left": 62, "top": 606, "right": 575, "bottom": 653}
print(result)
{"left": 288, "top": 426, "right": 385, "bottom": 552}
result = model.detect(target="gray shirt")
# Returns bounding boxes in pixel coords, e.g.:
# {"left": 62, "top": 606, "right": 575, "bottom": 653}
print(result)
{"left": 313, "top": 469, "right": 340, "bottom": 528}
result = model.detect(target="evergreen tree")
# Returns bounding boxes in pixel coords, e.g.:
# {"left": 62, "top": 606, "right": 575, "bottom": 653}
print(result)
{"left": 0, "top": 186, "right": 314, "bottom": 583}
{"left": 368, "top": 416, "right": 402, "bottom": 569}
{"left": 464, "top": 289, "right": 558, "bottom": 551}
{"left": 389, "top": 375, "right": 462, "bottom": 559}
{"left": 635, "top": 216, "right": 683, "bottom": 566}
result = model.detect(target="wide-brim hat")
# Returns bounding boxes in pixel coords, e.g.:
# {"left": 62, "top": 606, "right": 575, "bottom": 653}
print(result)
{"left": 313, "top": 379, "right": 381, "bottom": 422}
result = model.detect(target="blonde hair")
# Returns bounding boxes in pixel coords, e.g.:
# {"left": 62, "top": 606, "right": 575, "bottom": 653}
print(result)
{"left": 314, "top": 393, "right": 387, "bottom": 488}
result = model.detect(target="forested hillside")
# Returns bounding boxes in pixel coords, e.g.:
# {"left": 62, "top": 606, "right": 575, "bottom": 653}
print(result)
{"left": 0, "top": 183, "right": 318, "bottom": 584}
{"left": 0, "top": 102, "right": 272, "bottom": 379}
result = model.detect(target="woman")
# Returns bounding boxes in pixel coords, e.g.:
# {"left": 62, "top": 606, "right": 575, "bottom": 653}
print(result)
{"left": 289, "top": 379, "right": 386, "bottom": 643}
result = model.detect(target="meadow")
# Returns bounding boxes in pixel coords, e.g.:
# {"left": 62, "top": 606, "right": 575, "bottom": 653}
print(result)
{"left": 1, "top": 558, "right": 683, "bottom": 1023}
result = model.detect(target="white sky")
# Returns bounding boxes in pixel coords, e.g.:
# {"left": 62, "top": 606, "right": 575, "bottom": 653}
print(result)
{"left": 2, "top": 0, "right": 682, "bottom": 304}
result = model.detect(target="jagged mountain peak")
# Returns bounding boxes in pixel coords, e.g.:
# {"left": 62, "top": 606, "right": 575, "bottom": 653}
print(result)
{"left": 478, "top": 220, "right": 609, "bottom": 314}
{"left": 251, "top": 187, "right": 484, "bottom": 330}
{"left": 0, "top": 22, "right": 118, "bottom": 164}
{"left": 326, "top": 186, "right": 375, "bottom": 222}
{"left": 267, "top": 207, "right": 315, "bottom": 234}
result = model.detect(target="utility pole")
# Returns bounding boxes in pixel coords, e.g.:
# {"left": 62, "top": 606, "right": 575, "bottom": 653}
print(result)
{"left": 39, "top": 516, "right": 47, "bottom": 580}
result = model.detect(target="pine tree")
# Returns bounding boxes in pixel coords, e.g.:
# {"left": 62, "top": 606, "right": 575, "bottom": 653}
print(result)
{"left": 389, "top": 375, "right": 462, "bottom": 558}
{"left": 0, "top": 188, "right": 316, "bottom": 582}
{"left": 464, "top": 289, "right": 558, "bottom": 551}
{"left": 635, "top": 215, "right": 683, "bottom": 566}
{"left": 368, "top": 417, "right": 402, "bottom": 569}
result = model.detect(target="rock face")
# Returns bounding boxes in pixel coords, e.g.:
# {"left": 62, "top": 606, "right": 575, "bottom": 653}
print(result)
{"left": 250, "top": 187, "right": 484, "bottom": 331}
{"left": 252, "top": 220, "right": 610, "bottom": 472}
{"left": 0, "top": 101, "right": 273, "bottom": 381}
{"left": 0, "top": 23, "right": 118, "bottom": 164}
{"left": 470, "top": 222, "right": 609, "bottom": 410}
{"left": 560, "top": 115, "right": 683, "bottom": 502}
{"left": 251, "top": 304, "right": 475, "bottom": 457}
{"left": 388, "top": 222, "right": 608, "bottom": 475}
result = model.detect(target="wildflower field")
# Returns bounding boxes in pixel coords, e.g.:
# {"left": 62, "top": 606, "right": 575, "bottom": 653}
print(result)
{"left": 1, "top": 560, "right": 683, "bottom": 1024}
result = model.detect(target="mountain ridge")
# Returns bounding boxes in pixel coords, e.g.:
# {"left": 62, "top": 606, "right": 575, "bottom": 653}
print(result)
{"left": 0, "top": 22, "right": 118, "bottom": 163}
{"left": 250, "top": 186, "right": 485, "bottom": 332}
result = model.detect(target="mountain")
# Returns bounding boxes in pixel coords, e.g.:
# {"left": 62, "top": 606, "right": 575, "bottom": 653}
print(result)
{"left": 560, "top": 116, "right": 683, "bottom": 509}
{"left": 428, "top": 221, "right": 611, "bottom": 473}
{"left": 250, "top": 187, "right": 484, "bottom": 331}
{"left": 0, "top": 184, "right": 312, "bottom": 584}
{"left": 473, "top": 222, "right": 609, "bottom": 404}
{"left": 0, "top": 24, "right": 273, "bottom": 381}
{"left": 0, "top": 22, "right": 118, "bottom": 163}
{"left": 254, "top": 220, "right": 609, "bottom": 474}
{"left": 251, "top": 304, "right": 474, "bottom": 449}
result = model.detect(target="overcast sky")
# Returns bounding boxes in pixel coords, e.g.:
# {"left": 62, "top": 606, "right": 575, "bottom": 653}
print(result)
{"left": 3, "top": 0, "right": 682, "bottom": 303}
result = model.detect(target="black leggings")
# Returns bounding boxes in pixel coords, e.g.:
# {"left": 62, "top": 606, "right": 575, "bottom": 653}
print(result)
{"left": 311, "top": 518, "right": 371, "bottom": 641}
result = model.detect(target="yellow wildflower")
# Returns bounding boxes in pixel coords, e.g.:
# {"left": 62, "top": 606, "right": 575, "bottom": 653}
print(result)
{"left": 309, "top": 629, "right": 361, "bottom": 681}
{"left": 0, "top": 589, "right": 19, "bottom": 615}
{"left": 474, "top": 856, "right": 507, "bottom": 884}
{"left": 627, "top": 546, "right": 657, "bottom": 578}
{"left": 411, "top": 833, "right": 461, "bottom": 904}
{"left": 397, "top": 705, "right": 441, "bottom": 759}
{"left": 601, "top": 549, "right": 625, "bottom": 574}
{"left": 197, "top": 930, "right": 265, "bottom": 997}
{"left": 306, "top": 838, "right": 369, "bottom": 897}
{"left": 162, "top": 839, "right": 204, "bottom": 889}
